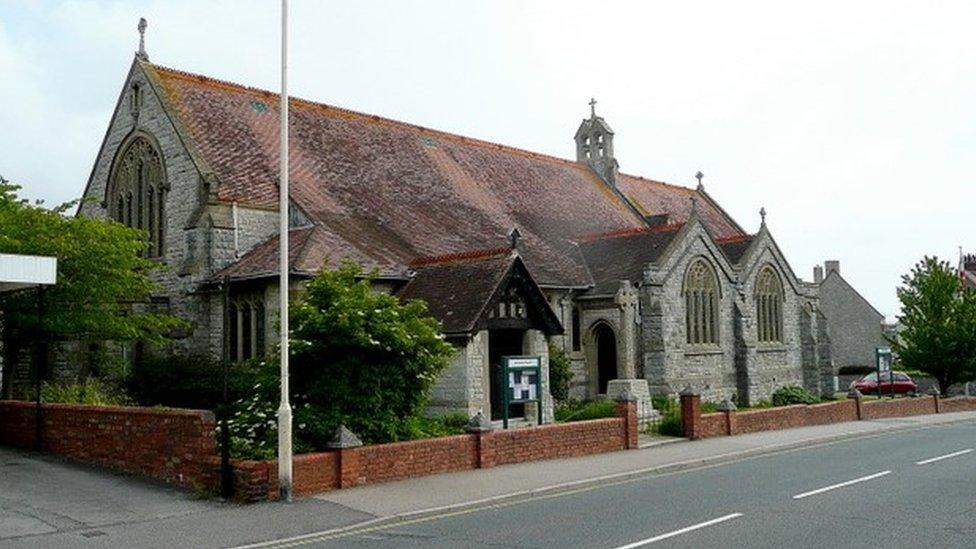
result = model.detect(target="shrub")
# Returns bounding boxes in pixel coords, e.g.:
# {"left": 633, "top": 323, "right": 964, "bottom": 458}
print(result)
{"left": 225, "top": 263, "right": 456, "bottom": 456}
{"left": 650, "top": 395, "right": 683, "bottom": 437}
{"left": 41, "top": 377, "right": 133, "bottom": 406}
{"left": 555, "top": 399, "right": 616, "bottom": 422}
{"left": 548, "top": 344, "right": 573, "bottom": 402}
{"left": 128, "top": 354, "right": 259, "bottom": 410}
{"left": 771, "top": 385, "right": 819, "bottom": 407}
{"left": 700, "top": 401, "right": 719, "bottom": 413}
{"left": 407, "top": 412, "right": 469, "bottom": 439}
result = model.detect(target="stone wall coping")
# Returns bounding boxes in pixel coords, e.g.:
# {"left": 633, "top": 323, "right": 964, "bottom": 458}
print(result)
{"left": 0, "top": 400, "right": 215, "bottom": 421}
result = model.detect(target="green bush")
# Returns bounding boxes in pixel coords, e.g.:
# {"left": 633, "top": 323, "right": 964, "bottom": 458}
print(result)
{"left": 650, "top": 395, "right": 683, "bottom": 437}
{"left": 41, "top": 377, "right": 133, "bottom": 406}
{"left": 225, "top": 263, "right": 456, "bottom": 456}
{"left": 128, "top": 354, "right": 259, "bottom": 410}
{"left": 555, "top": 399, "right": 616, "bottom": 422}
{"left": 700, "top": 401, "right": 719, "bottom": 413}
{"left": 407, "top": 412, "right": 469, "bottom": 439}
{"left": 548, "top": 344, "right": 573, "bottom": 402}
{"left": 771, "top": 385, "right": 819, "bottom": 407}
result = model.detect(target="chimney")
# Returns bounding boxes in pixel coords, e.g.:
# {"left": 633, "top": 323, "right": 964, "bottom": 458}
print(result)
{"left": 825, "top": 260, "right": 840, "bottom": 277}
{"left": 813, "top": 265, "right": 824, "bottom": 284}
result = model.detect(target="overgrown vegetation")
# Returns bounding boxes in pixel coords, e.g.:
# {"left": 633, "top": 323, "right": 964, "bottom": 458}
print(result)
{"left": 771, "top": 385, "right": 820, "bottom": 406}
{"left": 128, "top": 354, "right": 258, "bottom": 410}
{"left": 225, "top": 263, "right": 455, "bottom": 456}
{"left": 548, "top": 344, "right": 573, "bottom": 402}
{"left": 650, "top": 395, "right": 683, "bottom": 437}
{"left": 890, "top": 256, "right": 976, "bottom": 394}
{"left": 0, "top": 178, "right": 181, "bottom": 362}
{"left": 40, "top": 377, "right": 133, "bottom": 406}
{"left": 554, "top": 399, "right": 616, "bottom": 422}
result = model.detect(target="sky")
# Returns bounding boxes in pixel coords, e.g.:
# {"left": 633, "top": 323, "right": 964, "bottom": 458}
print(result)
{"left": 1, "top": 0, "right": 974, "bottom": 319}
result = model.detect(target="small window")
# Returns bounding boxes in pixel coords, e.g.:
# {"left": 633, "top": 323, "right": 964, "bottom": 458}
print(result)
{"left": 228, "top": 296, "right": 266, "bottom": 362}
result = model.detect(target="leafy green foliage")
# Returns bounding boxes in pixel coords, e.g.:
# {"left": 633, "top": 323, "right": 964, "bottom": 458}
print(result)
{"left": 547, "top": 344, "right": 573, "bottom": 402}
{"left": 406, "top": 412, "right": 469, "bottom": 439}
{"left": 41, "top": 377, "right": 133, "bottom": 406}
{"left": 0, "top": 178, "right": 181, "bottom": 346}
{"left": 700, "top": 401, "right": 719, "bottom": 413}
{"left": 771, "top": 385, "right": 819, "bottom": 406}
{"left": 554, "top": 399, "right": 616, "bottom": 422}
{"left": 649, "top": 395, "right": 683, "bottom": 437}
{"left": 127, "top": 354, "right": 259, "bottom": 410}
{"left": 890, "top": 256, "right": 976, "bottom": 394}
{"left": 226, "top": 263, "right": 456, "bottom": 455}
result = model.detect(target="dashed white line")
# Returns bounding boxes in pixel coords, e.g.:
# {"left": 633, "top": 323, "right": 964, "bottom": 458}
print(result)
{"left": 915, "top": 448, "right": 973, "bottom": 465}
{"left": 611, "top": 513, "right": 744, "bottom": 548}
{"left": 792, "top": 470, "right": 891, "bottom": 500}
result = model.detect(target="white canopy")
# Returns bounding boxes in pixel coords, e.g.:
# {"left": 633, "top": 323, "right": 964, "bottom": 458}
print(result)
{"left": 0, "top": 253, "right": 58, "bottom": 293}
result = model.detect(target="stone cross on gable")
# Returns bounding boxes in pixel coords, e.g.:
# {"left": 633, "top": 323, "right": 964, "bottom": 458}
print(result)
{"left": 760, "top": 207, "right": 767, "bottom": 225}
{"left": 589, "top": 97, "right": 597, "bottom": 118}
{"left": 137, "top": 17, "right": 149, "bottom": 60}
{"left": 695, "top": 171, "right": 704, "bottom": 190}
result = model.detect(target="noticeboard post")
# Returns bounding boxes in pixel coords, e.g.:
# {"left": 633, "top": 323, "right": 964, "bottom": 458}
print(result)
{"left": 501, "top": 356, "right": 543, "bottom": 429}
{"left": 876, "top": 347, "right": 893, "bottom": 398}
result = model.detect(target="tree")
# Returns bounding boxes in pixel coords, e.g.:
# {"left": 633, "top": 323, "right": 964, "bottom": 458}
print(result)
{"left": 548, "top": 343, "right": 573, "bottom": 402}
{"left": 890, "top": 256, "right": 976, "bottom": 394}
{"left": 0, "top": 178, "right": 180, "bottom": 385}
{"left": 286, "top": 262, "right": 455, "bottom": 444}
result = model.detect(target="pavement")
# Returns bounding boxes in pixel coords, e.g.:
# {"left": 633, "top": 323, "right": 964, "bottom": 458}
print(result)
{"left": 1, "top": 410, "right": 974, "bottom": 548}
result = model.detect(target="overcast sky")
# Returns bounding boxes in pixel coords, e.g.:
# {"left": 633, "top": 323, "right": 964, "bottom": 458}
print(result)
{"left": 1, "top": 1, "right": 974, "bottom": 319}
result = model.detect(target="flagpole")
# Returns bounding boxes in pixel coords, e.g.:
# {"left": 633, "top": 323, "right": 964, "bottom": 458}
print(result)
{"left": 277, "top": 0, "right": 293, "bottom": 502}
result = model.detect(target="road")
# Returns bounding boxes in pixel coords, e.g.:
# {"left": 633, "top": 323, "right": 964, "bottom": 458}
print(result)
{"left": 297, "top": 420, "right": 976, "bottom": 548}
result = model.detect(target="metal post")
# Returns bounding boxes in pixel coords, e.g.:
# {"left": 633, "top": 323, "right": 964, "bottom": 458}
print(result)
{"left": 33, "top": 285, "right": 45, "bottom": 451}
{"left": 220, "top": 276, "right": 234, "bottom": 499}
{"left": 277, "top": 0, "right": 293, "bottom": 503}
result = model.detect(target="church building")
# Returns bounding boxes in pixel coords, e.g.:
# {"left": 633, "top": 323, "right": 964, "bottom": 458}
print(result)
{"left": 69, "top": 47, "right": 834, "bottom": 422}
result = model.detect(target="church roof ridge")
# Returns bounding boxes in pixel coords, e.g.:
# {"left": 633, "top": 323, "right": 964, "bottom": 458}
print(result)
{"left": 408, "top": 247, "right": 513, "bottom": 267}
{"left": 715, "top": 233, "right": 753, "bottom": 244}
{"left": 576, "top": 222, "right": 685, "bottom": 243}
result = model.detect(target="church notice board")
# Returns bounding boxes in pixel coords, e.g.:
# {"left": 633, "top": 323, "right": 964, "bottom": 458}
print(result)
{"left": 502, "top": 356, "right": 542, "bottom": 429}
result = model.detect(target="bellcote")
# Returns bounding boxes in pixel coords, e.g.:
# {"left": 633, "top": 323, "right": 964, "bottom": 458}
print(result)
{"left": 574, "top": 98, "right": 618, "bottom": 186}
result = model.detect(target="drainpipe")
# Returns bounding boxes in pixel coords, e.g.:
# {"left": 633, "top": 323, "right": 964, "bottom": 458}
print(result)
{"left": 232, "top": 202, "right": 240, "bottom": 259}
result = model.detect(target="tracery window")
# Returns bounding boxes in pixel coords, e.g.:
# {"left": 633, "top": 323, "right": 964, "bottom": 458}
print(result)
{"left": 755, "top": 266, "right": 784, "bottom": 343}
{"left": 684, "top": 258, "right": 720, "bottom": 345}
{"left": 110, "top": 137, "right": 165, "bottom": 257}
{"left": 228, "top": 296, "right": 266, "bottom": 363}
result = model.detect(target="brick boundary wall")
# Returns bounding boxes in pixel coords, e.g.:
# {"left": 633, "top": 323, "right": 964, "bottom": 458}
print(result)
{"left": 682, "top": 393, "right": 976, "bottom": 440}
{"left": 0, "top": 400, "right": 217, "bottom": 490}
{"left": 231, "top": 400, "right": 638, "bottom": 502}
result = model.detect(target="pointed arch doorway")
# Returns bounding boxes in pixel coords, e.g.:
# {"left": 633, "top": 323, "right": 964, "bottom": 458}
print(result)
{"left": 593, "top": 323, "right": 618, "bottom": 394}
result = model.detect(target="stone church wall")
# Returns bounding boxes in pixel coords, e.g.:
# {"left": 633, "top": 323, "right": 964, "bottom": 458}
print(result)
{"left": 645, "top": 234, "right": 738, "bottom": 402}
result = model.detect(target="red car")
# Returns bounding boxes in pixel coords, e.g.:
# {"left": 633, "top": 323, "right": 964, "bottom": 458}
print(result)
{"left": 851, "top": 371, "right": 917, "bottom": 396}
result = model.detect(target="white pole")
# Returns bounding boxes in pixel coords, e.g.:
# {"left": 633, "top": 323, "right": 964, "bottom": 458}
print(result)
{"left": 277, "top": 0, "right": 293, "bottom": 502}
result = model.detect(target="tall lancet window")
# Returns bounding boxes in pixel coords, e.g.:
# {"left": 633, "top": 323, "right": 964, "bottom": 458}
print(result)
{"left": 755, "top": 265, "right": 784, "bottom": 343}
{"left": 684, "top": 258, "right": 720, "bottom": 345}
{"left": 110, "top": 137, "right": 165, "bottom": 257}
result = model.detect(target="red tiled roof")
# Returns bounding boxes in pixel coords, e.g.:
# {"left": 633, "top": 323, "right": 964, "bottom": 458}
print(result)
{"left": 146, "top": 61, "right": 745, "bottom": 288}
{"left": 617, "top": 175, "right": 743, "bottom": 239}
{"left": 578, "top": 224, "right": 683, "bottom": 295}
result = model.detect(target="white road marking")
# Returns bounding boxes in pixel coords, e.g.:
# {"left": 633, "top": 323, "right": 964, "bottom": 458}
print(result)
{"left": 792, "top": 470, "right": 891, "bottom": 500}
{"left": 611, "top": 513, "right": 743, "bottom": 548}
{"left": 915, "top": 448, "right": 973, "bottom": 465}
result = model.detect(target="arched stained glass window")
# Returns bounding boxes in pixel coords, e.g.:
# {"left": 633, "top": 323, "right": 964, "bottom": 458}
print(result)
{"left": 110, "top": 137, "right": 165, "bottom": 257}
{"left": 684, "top": 259, "right": 720, "bottom": 345}
{"left": 755, "top": 265, "right": 784, "bottom": 343}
